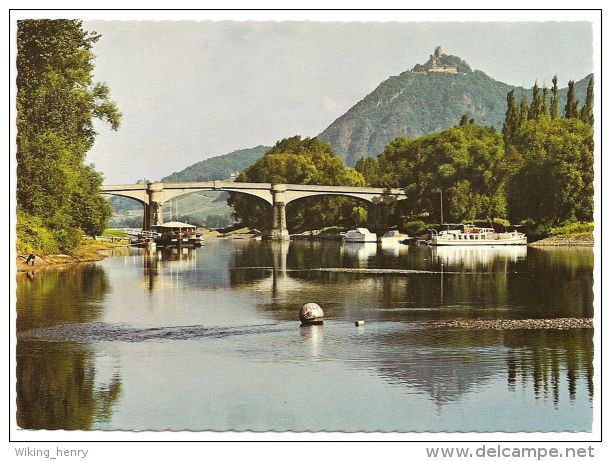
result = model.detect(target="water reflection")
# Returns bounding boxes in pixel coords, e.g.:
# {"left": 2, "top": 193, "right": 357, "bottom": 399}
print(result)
{"left": 300, "top": 324, "right": 324, "bottom": 358}
{"left": 17, "top": 263, "right": 110, "bottom": 331}
{"left": 142, "top": 247, "right": 197, "bottom": 291}
{"left": 366, "top": 327, "right": 593, "bottom": 407}
{"left": 342, "top": 242, "right": 378, "bottom": 262}
{"left": 16, "top": 342, "right": 122, "bottom": 430}
{"left": 431, "top": 245, "right": 528, "bottom": 269}
{"left": 16, "top": 262, "right": 122, "bottom": 430}
{"left": 15, "top": 240, "right": 594, "bottom": 431}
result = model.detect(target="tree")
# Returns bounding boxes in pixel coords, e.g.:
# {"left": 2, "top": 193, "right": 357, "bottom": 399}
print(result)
{"left": 355, "top": 157, "right": 381, "bottom": 186}
{"left": 528, "top": 82, "right": 541, "bottom": 120}
{"left": 17, "top": 20, "right": 121, "bottom": 247}
{"left": 564, "top": 80, "right": 579, "bottom": 119}
{"left": 227, "top": 136, "right": 366, "bottom": 232}
{"left": 550, "top": 75, "right": 560, "bottom": 120}
{"left": 506, "top": 118, "right": 594, "bottom": 225}
{"left": 376, "top": 124, "right": 508, "bottom": 223}
{"left": 502, "top": 90, "right": 519, "bottom": 147}
{"left": 580, "top": 76, "right": 594, "bottom": 126}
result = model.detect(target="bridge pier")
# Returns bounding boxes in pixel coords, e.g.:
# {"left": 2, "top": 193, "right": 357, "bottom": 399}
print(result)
{"left": 263, "top": 185, "right": 290, "bottom": 240}
{"left": 144, "top": 183, "right": 164, "bottom": 231}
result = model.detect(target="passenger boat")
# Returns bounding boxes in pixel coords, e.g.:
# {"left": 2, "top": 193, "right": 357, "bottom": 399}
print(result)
{"left": 151, "top": 221, "right": 203, "bottom": 247}
{"left": 341, "top": 228, "right": 377, "bottom": 243}
{"left": 429, "top": 223, "right": 527, "bottom": 246}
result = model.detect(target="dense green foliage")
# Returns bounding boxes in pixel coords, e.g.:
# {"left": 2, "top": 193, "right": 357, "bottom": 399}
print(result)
{"left": 17, "top": 20, "right": 121, "bottom": 252}
{"left": 506, "top": 117, "right": 594, "bottom": 225}
{"left": 161, "top": 145, "right": 270, "bottom": 182}
{"left": 365, "top": 124, "right": 508, "bottom": 224}
{"left": 228, "top": 136, "right": 366, "bottom": 232}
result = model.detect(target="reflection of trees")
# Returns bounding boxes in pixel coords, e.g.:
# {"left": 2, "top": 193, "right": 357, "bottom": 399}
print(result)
{"left": 17, "top": 265, "right": 121, "bottom": 429}
{"left": 367, "top": 328, "right": 593, "bottom": 407}
{"left": 372, "top": 329, "right": 505, "bottom": 405}
{"left": 17, "top": 264, "right": 110, "bottom": 331}
{"left": 505, "top": 329, "right": 593, "bottom": 405}
{"left": 506, "top": 247, "right": 594, "bottom": 318}
{"left": 16, "top": 342, "right": 121, "bottom": 430}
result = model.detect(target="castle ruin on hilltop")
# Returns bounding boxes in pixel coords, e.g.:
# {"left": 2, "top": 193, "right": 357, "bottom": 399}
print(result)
{"left": 411, "top": 46, "right": 458, "bottom": 74}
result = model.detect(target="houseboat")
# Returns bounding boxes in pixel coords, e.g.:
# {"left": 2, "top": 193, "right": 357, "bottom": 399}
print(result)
{"left": 151, "top": 221, "right": 203, "bottom": 247}
{"left": 429, "top": 223, "right": 527, "bottom": 246}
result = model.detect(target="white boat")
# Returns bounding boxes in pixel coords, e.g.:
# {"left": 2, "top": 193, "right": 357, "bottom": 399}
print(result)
{"left": 379, "top": 230, "right": 412, "bottom": 245}
{"left": 341, "top": 228, "right": 377, "bottom": 243}
{"left": 429, "top": 224, "right": 527, "bottom": 246}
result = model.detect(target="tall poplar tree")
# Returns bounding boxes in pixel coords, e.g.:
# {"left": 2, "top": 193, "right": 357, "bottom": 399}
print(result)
{"left": 17, "top": 20, "right": 121, "bottom": 247}
{"left": 528, "top": 82, "right": 541, "bottom": 120}
{"left": 580, "top": 76, "right": 594, "bottom": 126}
{"left": 550, "top": 75, "right": 560, "bottom": 120}
{"left": 502, "top": 90, "right": 519, "bottom": 147}
{"left": 564, "top": 80, "right": 579, "bottom": 119}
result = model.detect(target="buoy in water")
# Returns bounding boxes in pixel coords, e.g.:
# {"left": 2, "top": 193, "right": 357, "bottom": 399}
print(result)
{"left": 300, "top": 303, "right": 324, "bottom": 325}
{"left": 355, "top": 320, "right": 365, "bottom": 327}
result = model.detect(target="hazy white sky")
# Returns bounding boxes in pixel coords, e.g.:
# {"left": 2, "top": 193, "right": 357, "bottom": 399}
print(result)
{"left": 23, "top": 11, "right": 598, "bottom": 185}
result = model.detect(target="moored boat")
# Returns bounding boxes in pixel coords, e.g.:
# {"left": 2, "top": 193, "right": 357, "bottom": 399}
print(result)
{"left": 379, "top": 230, "right": 412, "bottom": 245}
{"left": 152, "top": 221, "right": 203, "bottom": 247}
{"left": 341, "top": 228, "right": 377, "bottom": 243}
{"left": 429, "top": 223, "right": 526, "bottom": 246}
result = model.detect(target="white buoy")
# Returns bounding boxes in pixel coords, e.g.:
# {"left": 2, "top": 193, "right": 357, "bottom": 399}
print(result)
{"left": 355, "top": 320, "right": 365, "bottom": 327}
{"left": 300, "top": 303, "right": 324, "bottom": 325}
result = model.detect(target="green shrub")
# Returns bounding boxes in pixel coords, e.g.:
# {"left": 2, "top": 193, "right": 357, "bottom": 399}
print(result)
{"left": 399, "top": 220, "right": 428, "bottom": 236}
{"left": 16, "top": 209, "right": 83, "bottom": 254}
{"left": 16, "top": 210, "right": 60, "bottom": 254}
{"left": 550, "top": 222, "right": 594, "bottom": 236}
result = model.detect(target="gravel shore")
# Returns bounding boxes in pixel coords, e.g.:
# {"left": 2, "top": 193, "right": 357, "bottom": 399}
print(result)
{"left": 426, "top": 317, "right": 593, "bottom": 330}
{"left": 529, "top": 232, "right": 593, "bottom": 246}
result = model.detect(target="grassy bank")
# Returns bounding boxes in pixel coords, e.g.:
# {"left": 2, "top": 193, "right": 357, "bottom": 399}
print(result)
{"left": 16, "top": 236, "right": 129, "bottom": 272}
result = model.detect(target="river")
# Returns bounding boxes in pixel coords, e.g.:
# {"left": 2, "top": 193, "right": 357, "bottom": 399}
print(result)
{"left": 16, "top": 239, "right": 594, "bottom": 432}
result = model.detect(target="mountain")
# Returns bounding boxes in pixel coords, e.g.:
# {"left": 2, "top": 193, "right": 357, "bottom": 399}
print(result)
{"left": 159, "top": 48, "right": 592, "bottom": 177}
{"left": 318, "top": 47, "right": 592, "bottom": 166}
{"left": 160, "top": 145, "right": 270, "bottom": 183}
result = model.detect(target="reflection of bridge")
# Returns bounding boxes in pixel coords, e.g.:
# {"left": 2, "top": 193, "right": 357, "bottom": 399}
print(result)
{"left": 100, "top": 181, "right": 407, "bottom": 239}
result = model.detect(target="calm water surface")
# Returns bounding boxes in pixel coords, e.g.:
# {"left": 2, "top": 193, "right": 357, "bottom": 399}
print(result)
{"left": 16, "top": 239, "right": 594, "bottom": 432}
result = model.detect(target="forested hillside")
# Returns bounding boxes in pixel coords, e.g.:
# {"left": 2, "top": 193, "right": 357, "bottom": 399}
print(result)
{"left": 161, "top": 145, "right": 270, "bottom": 182}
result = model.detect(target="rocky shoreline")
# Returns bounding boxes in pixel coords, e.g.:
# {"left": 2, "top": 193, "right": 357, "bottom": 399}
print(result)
{"left": 529, "top": 232, "right": 594, "bottom": 247}
{"left": 426, "top": 317, "right": 593, "bottom": 330}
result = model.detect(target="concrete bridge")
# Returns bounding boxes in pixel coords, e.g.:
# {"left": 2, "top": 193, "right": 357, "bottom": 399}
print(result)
{"left": 100, "top": 181, "right": 407, "bottom": 239}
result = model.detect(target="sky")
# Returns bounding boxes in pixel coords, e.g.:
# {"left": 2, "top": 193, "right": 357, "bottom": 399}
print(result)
{"left": 16, "top": 11, "right": 599, "bottom": 185}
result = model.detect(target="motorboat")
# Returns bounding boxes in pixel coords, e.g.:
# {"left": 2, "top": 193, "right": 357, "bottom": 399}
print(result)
{"left": 429, "top": 223, "right": 527, "bottom": 246}
{"left": 379, "top": 230, "right": 412, "bottom": 245}
{"left": 341, "top": 228, "right": 377, "bottom": 243}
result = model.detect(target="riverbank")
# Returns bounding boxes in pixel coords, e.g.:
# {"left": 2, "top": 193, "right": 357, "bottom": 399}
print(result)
{"left": 16, "top": 238, "right": 129, "bottom": 272}
{"left": 529, "top": 231, "right": 594, "bottom": 247}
